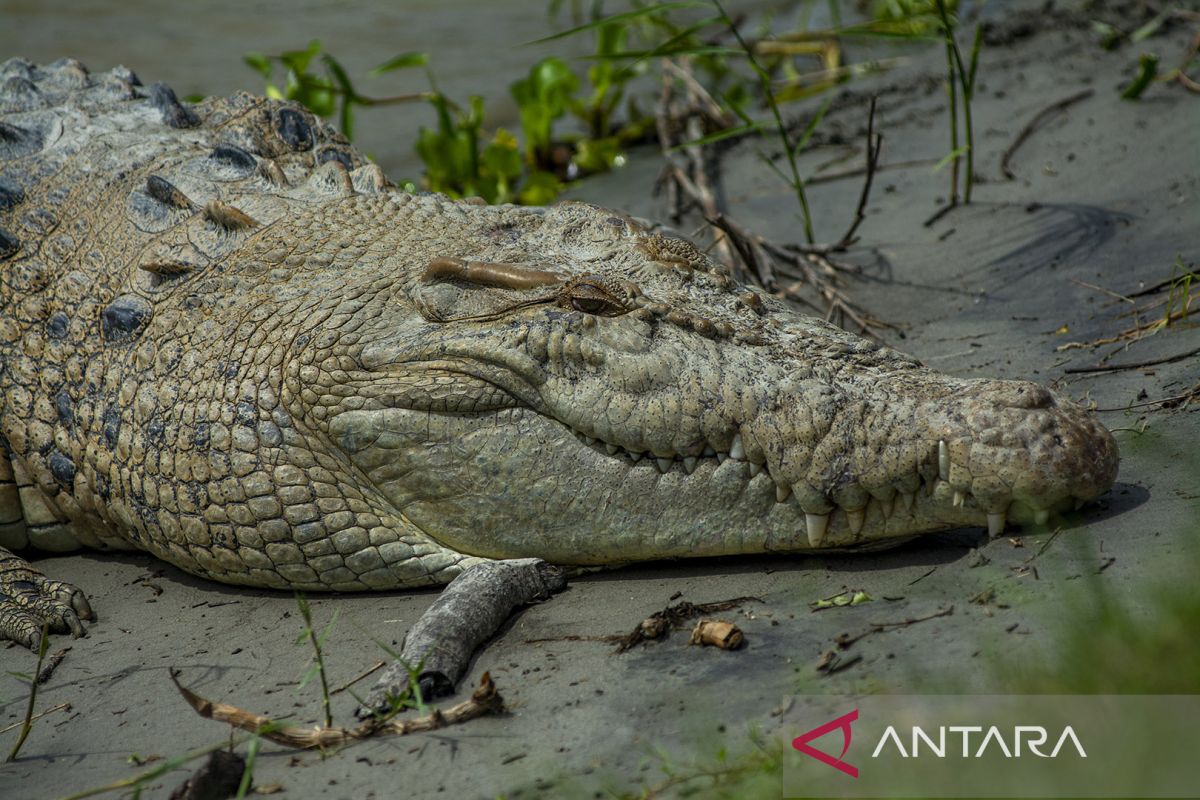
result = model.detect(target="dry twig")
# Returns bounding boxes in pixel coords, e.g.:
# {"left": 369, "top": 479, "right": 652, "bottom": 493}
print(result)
{"left": 653, "top": 57, "right": 890, "bottom": 336}
{"left": 171, "top": 669, "right": 504, "bottom": 750}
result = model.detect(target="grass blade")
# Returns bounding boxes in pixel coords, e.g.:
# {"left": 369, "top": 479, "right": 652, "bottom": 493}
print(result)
{"left": 526, "top": 1, "right": 710, "bottom": 45}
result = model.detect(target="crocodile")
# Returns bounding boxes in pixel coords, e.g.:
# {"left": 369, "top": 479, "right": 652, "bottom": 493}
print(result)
{"left": 0, "top": 58, "right": 1119, "bottom": 649}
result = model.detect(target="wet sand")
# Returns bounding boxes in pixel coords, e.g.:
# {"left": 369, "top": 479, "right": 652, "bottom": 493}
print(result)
{"left": 1, "top": 1, "right": 1198, "bottom": 798}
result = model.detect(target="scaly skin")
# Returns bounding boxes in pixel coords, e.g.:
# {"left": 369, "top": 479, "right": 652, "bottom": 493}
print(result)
{"left": 0, "top": 59, "right": 1118, "bottom": 647}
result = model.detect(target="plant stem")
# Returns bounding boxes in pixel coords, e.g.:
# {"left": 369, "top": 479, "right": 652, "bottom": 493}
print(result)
{"left": 6, "top": 624, "right": 49, "bottom": 762}
{"left": 962, "top": 24, "right": 983, "bottom": 202}
{"left": 935, "top": 0, "right": 960, "bottom": 205}
{"left": 713, "top": 0, "right": 817, "bottom": 244}
{"left": 295, "top": 594, "right": 334, "bottom": 729}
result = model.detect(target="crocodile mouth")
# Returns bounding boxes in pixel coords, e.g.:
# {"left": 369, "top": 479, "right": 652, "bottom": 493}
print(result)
{"left": 330, "top": 404, "right": 1051, "bottom": 565}
{"left": 329, "top": 364, "right": 1117, "bottom": 565}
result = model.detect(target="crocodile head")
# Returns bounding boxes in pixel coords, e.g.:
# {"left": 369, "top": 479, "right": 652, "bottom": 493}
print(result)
{"left": 321, "top": 199, "right": 1118, "bottom": 565}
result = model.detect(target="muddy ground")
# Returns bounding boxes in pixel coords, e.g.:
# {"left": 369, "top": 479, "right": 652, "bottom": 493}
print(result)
{"left": 1, "top": 1, "right": 1198, "bottom": 798}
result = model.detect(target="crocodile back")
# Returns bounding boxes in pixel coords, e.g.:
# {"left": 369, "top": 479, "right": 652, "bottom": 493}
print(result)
{"left": 0, "top": 57, "right": 381, "bottom": 555}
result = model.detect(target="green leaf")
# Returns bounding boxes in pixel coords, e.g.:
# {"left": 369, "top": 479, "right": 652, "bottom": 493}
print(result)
{"left": 243, "top": 53, "right": 272, "bottom": 79}
{"left": 1121, "top": 53, "right": 1159, "bottom": 99}
{"left": 518, "top": 170, "right": 564, "bottom": 205}
{"left": 933, "top": 143, "right": 970, "bottom": 171}
{"left": 965, "top": 22, "right": 983, "bottom": 95}
{"left": 793, "top": 93, "right": 834, "bottom": 152}
{"left": 298, "top": 663, "right": 320, "bottom": 690}
{"left": 280, "top": 39, "right": 322, "bottom": 75}
{"left": 572, "top": 135, "right": 624, "bottom": 173}
{"left": 670, "top": 120, "right": 765, "bottom": 151}
{"left": 296, "top": 82, "right": 336, "bottom": 117}
{"left": 481, "top": 128, "right": 523, "bottom": 180}
{"left": 1130, "top": 13, "right": 1167, "bottom": 43}
{"left": 370, "top": 51, "right": 430, "bottom": 76}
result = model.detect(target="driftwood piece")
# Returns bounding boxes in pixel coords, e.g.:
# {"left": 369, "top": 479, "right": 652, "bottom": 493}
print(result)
{"left": 358, "top": 558, "right": 566, "bottom": 716}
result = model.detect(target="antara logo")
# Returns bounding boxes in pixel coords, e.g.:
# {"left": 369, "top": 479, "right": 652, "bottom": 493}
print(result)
{"left": 792, "top": 709, "right": 860, "bottom": 778}
{"left": 793, "top": 710, "right": 1088, "bottom": 778}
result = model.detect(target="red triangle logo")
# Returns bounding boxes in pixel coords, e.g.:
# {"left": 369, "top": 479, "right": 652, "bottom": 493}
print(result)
{"left": 792, "top": 709, "right": 859, "bottom": 778}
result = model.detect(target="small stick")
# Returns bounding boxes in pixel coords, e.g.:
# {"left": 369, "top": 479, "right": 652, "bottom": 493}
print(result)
{"left": 329, "top": 660, "right": 386, "bottom": 696}
{"left": 0, "top": 702, "right": 69, "bottom": 735}
{"left": 1068, "top": 278, "right": 1135, "bottom": 304}
{"left": 172, "top": 669, "right": 504, "bottom": 750}
{"left": 36, "top": 648, "right": 69, "bottom": 684}
{"left": 1000, "top": 89, "right": 1094, "bottom": 179}
{"left": 831, "top": 96, "right": 881, "bottom": 251}
{"left": 835, "top": 605, "right": 955, "bottom": 649}
{"left": 1096, "top": 385, "right": 1199, "bottom": 412}
{"left": 1064, "top": 345, "right": 1200, "bottom": 374}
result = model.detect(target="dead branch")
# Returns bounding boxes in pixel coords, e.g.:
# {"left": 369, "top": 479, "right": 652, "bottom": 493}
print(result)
{"left": 170, "top": 669, "right": 504, "bottom": 751}
{"left": 831, "top": 95, "right": 882, "bottom": 251}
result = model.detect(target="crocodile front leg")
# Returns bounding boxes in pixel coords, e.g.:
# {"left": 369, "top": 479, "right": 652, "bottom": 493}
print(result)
{"left": 0, "top": 547, "right": 95, "bottom": 648}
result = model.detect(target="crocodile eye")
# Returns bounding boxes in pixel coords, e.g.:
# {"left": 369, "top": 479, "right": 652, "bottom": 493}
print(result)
{"left": 571, "top": 295, "right": 618, "bottom": 314}
{"left": 561, "top": 277, "right": 628, "bottom": 316}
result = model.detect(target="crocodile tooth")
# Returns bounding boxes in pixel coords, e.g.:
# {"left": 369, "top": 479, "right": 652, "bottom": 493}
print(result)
{"left": 805, "top": 513, "right": 830, "bottom": 547}
{"left": 583, "top": 435, "right": 596, "bottom": 446}
{"left": 606, "top": 443, "right": 620, "bottom": 456}
{"left": 682, "top": 456, "right": 698, "bottom": 474}
{"left": 629, "top": 451, "right": 644, "bottom": 462}
{"left": 1034, "top": 509, "right": 1050, "bottom": 525}
{"left": 938, "top": 440, "right": 950, "bottom": 482}
{"left": 729, "top": 433, "right": 745, "bottom": 461}
{"left": 776, "top": 483, "right": 792, "bottom": 503}
{"left": 702, "top": 446, "right": 716, "bottom": 457}
{"left": 656, "top": 457, "right": 672, "bottom": 474}
{"left": 987, "top": 512, "right": 1006, "bottom": 537}
{"left": 748, "top": 462, "right": 763, "bottom": 477}
{"left": 846, "top": 508, "right": 866, "bottom": 535}
{"left": 880, "top": 494, "right": 896, "bottom": 519}
{"left": 716, "top": 452, "right": 728, "bottom": 464}
{"left": 900, "top": 491, "right": 916, "bottom": 511}
{"left": 953, "top": 491, "right": 965, "bottom": 508}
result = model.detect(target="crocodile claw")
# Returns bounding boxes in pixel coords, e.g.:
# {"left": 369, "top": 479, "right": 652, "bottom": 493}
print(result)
{"left": 0, "top": 547, "right": 95, "bottom": 648}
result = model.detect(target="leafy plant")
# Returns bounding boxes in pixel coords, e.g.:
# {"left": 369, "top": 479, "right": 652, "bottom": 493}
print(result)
{"left": 511, "top": 57, "right": 579, "bottom": 168}
{"left": 244, "top": 40, "right": 431, "bottom": 141}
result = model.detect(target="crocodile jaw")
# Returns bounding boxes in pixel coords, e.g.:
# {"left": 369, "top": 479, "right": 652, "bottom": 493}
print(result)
{"left": 330, "top": 308, "right": 1117, "bottom": 564}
